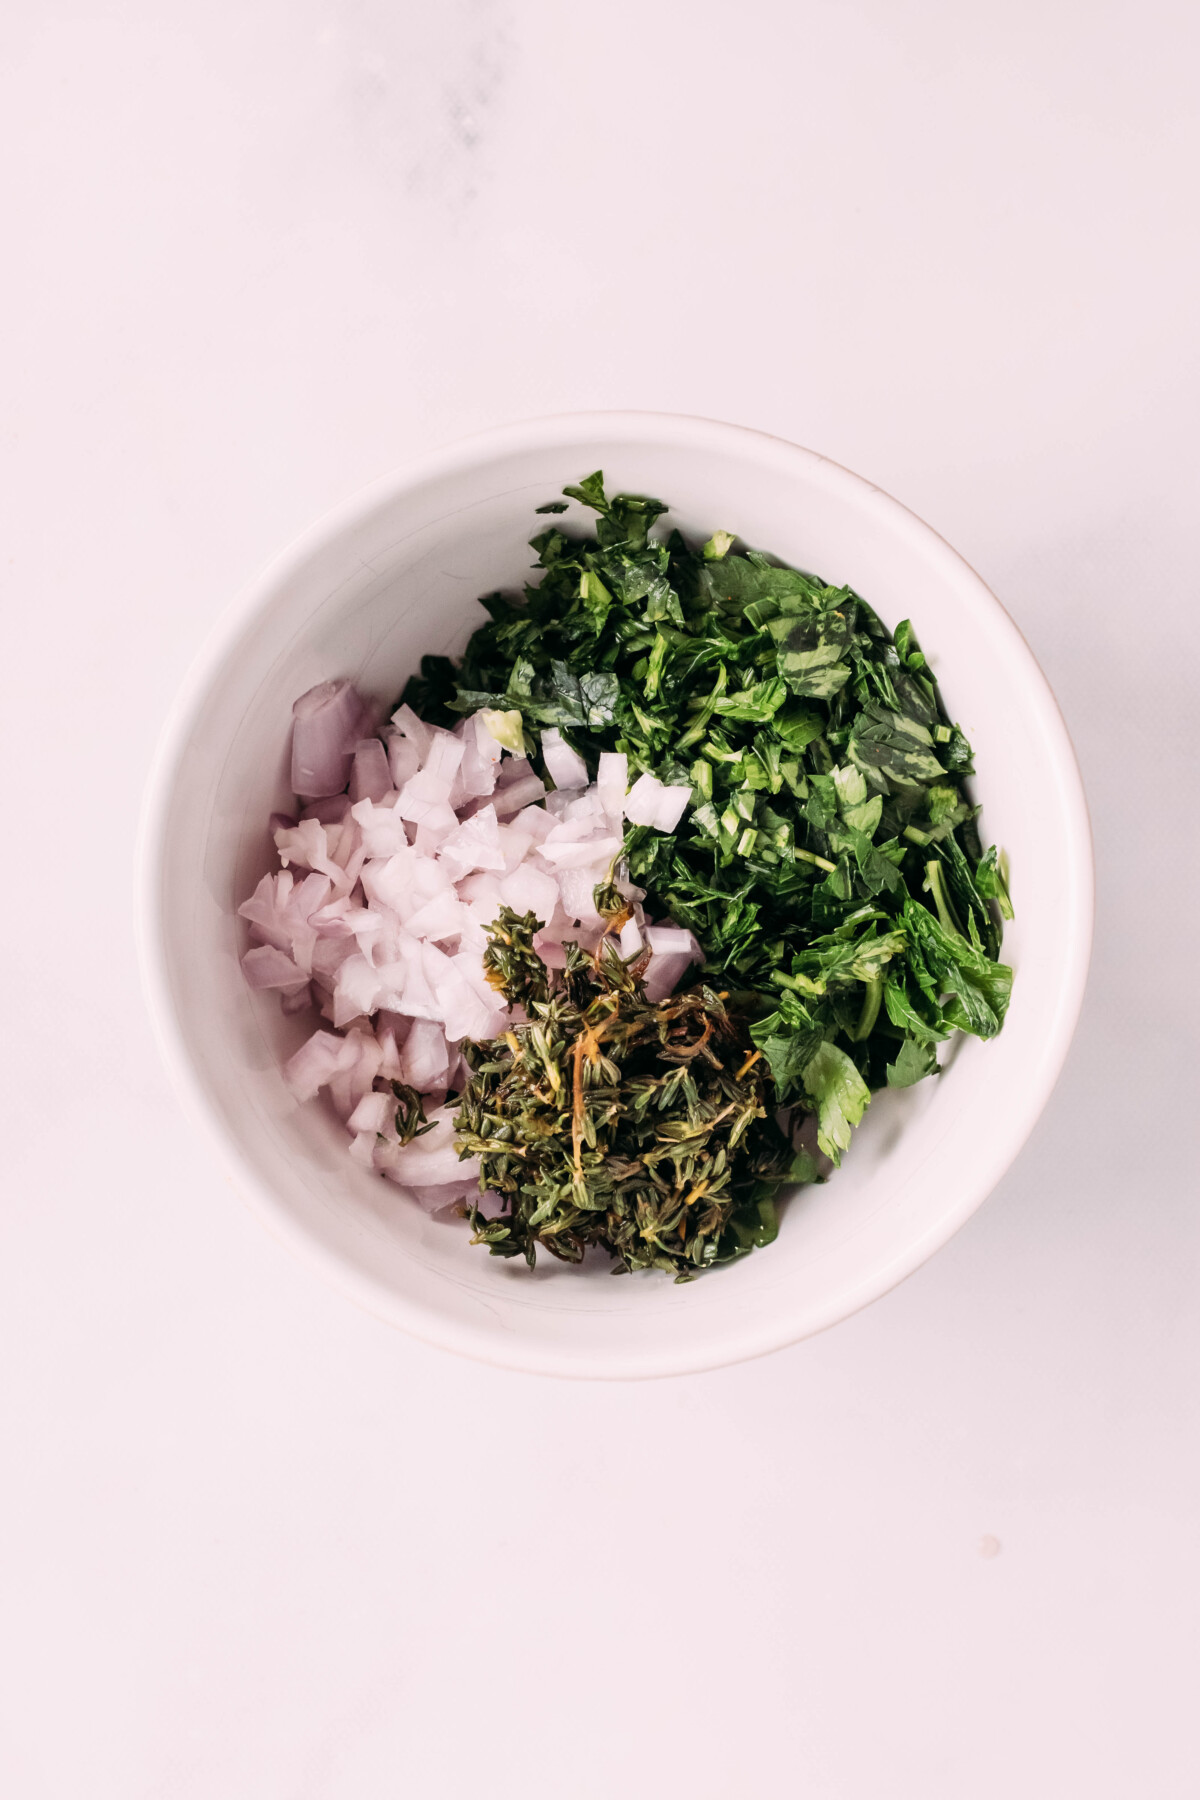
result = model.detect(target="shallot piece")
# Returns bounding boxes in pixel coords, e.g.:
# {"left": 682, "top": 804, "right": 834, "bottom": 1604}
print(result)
{"left": 291, "top": 680, "right": 367, "bottom": 800}
{"left": 300, "top": 794, "right": 351, "bottom": 826}
{"left": 386, "top": 733, "right": 421, "bottom": 792}
{"left": 243, "top": 695, "right": 704, "bottom": 1216}
{"left": 621, "top": 770, "right": 692, "bottom": 832}
{"left": 642, "top": 925, "right": 704, "bottom": 1002}
{"left": 384, "top": 1106, "right": 481, "bottom": 1189}
{"left": 541, "top": 727, "right": 589, "bottom": 792}
{"left": 596, "top": 751, "right": 628, "bottom": 822}
{"left": 349, "top": 738, "right": 392, "bottom": 805}
{"left": 622, "top": 771, "right": 667, "bottom": 827}
{"left": 618, "top": 916, "right": 645, "bottom": 958}
{"left": 389, "top": 703, "right": 434, "bottom": 761}
{"left": 492, "top": 774, "right": 547, "bottom": 818}
{"left": 653, "top": 784, "right": 693, "bottom": 833}
{"left": 241, "top": 944, "right": 309, "bottom": 993}
{"left": 283, "top": 1028, "right": 354, "bottom": 1103}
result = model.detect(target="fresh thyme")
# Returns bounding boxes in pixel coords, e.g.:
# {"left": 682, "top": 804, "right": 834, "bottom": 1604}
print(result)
{"left": 455, "top": 910, "right": 800, "bottom": 1280}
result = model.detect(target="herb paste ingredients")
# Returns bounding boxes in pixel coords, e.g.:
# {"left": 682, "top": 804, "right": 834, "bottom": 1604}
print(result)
{"left": 239, "top": 473, "right": 1012, "bottom": 1277}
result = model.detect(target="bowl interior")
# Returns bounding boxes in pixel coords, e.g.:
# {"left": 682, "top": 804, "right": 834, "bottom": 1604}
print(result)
{"left": 144, "top": 417, "right": 1091, "bottom": 1377}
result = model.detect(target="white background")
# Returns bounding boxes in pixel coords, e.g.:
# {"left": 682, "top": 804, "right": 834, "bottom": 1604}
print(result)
{"left": 3, "top": 3, "right": 1198, "bottom": 1795}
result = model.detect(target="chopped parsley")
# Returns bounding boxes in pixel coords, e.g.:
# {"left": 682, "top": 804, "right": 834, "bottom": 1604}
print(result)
{"left": 404, "top": 474, "right": 1014, "bottom": 1271}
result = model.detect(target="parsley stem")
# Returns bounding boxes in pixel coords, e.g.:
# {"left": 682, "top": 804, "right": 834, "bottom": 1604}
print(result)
{"left": 853, "top": 977, "right": 884, "bottom": 1041}
{"left": 674, "top": 663, "right": 728, "bottom": 751}
{"left": 924, "top": 860, "right": 965, "bottom": 938}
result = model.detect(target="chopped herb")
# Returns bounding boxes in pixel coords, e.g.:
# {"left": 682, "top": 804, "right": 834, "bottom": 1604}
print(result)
{"left": 455, "top": 910, "right": 799, "bottom": 1280}
{"left": 411, "top": 474, "right": 1014, "bottom": 1273}
{"left": 391, "top": 1083, "right": 438, "bottom": 1146}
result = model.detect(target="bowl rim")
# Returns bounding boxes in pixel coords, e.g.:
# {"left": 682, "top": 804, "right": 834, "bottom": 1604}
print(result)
{"left": 135, "top": 410, "right": 1095, "bottom": 1378}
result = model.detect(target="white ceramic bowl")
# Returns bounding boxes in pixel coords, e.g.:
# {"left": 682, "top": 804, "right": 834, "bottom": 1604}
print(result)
{"left": 138, "top": 413, "right": 1092, "bottom": 1378}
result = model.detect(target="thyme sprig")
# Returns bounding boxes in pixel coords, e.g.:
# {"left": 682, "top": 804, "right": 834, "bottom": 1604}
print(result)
{"left": 455, "top": 910, "right": 797, "bottom": 1280}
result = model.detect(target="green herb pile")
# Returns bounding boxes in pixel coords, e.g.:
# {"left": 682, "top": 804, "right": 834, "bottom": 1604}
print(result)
{"left": 404, "top": 474, "right": 1014, "bottom": 1271}
{"left": 456, "top": 908, "right": 802, "bottom": 1278}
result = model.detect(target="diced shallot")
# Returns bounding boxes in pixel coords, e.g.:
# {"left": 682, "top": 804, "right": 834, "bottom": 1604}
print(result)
{"left": 399, "top": 1018, "right": 450, "bottom": 1091}
{"left": 241, "top": 944, "right": 309, "bottom": 992}
{"left": 492, "top": 774, "right": 547, "bottom": 818}
{"left": 389, "top": 703, "right": 434, "bottom": 761}
{"left": 422, "top": 730, "right": 466, "bottom": 786}
{"left": 246, "top": 700, "right": 708, "bottom": 1220}
{"left": 541, "top": 727, "right": 589, "bottom": 791}
{"left": 239, "top": 870, "right": 332, "bottom": 966}
{"left": 384, "top": 1106, "right": 480, "bottom": 1187}
{"left": 538, "top": 827, "right": 622, "bottom": 870}
{"left": 310, "top": 933, "right": 359, "bottom": 985}
{"left": 556, "top": 866, "right": 604, "bottom": 928}
{"left": 332, "top": 951, "right": 384, "bottom": 1027}
{"left": 453, "top": 716, "right": 501, "bottom": 800}
{"left": 498, "top": 862, "right": 559, "bottom": 922}
{"left": 350, "top": 798, "right": 411, "bottom": 858}
{"left": 512, "top": 804, "right": 555, "bottom": 843}
{"left": 396, "top": 770, "right": 454, "bottom": 821}
{"left": 386, "top": 733, "right": 420, "bottom": 792}
{"left": 347, "top": 1090, "right": 394, "bottom": 1135}
{"left": 404, "top": 893, "right": 476, "bottom": 944}
{"left": 291, "top": 680, "right": 367, "bottom": 799}
{"left": 398, "top": 1178, "right": 479, "bottom": 1215}
{"left": 653, "top": 784, "right": 692, "bottom": 832}
{"left": 496, "top": 755, "right": 533, "bottom": 788}
{"left": 597, "top": 751, "right": 628, "bottom": 821}
{"left": 618, "top": 916, "right": 645, "bottom": 958}
{"left": 437, "top": 805, "right": 506, "bottom": 880}
{"left": 349, "top": 738, "right": 393, "bottom": 805}
{"left": 300, "top": 794, "right": 351, "bottom": 826}
{"left": 620, "top": 768, "right": 692, "bottom": 833}
{"left": 414, "top": 805, "right": 460, "bottom": 857}
{"left": 327, "top": 1029, "right": 384, "bottom": 1120}
{"left": 643, "top": 925, "right": 703, "bottom": 1002}
{"left": 623, "top": 771, "right": 666, "bottom": 827}
{"left": 284, "top": 1028, "right": 354, "bottom": 1103}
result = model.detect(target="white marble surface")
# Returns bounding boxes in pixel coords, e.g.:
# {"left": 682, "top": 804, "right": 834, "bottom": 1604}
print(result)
{"left": 2, "top": 4, "right": 1197, "bottom": 1795}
